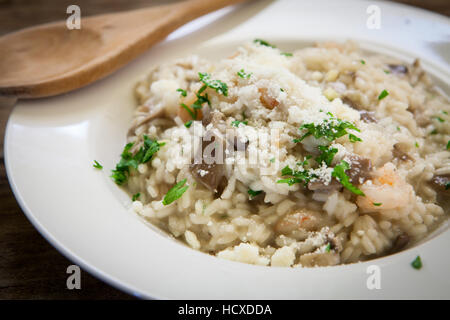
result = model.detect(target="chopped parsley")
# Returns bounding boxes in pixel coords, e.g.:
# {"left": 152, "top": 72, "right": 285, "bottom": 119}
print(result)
{"left": 397, "top": 126, "right": 401, "bottom": 131}
{"left": 411, "top": 255, "right": 422, "bottom": 270}
{"left": 93, "top": 160, "right": 103, "bottom": 170}
{"left": 349, "top": 134, "right": 362, "bottom": 143}
{"left": 430, "top": 129, "right": 438, "bottom": 135}
{"left": 378, "top": 89, "right": 389, "bottom": 100}
{"left": 281, "top": 52, "right": 293, "bottom": 57}
{"left": 325, "top": 243, "right": 331, "bottom": 252}
{"left": 315, "top": 145, "right": 338, "bottom": 166}
{"left": 332, "top": 161, "right": 365, "bottom": 196}
{"left": 360, "top": 60, "right": 366, "bottom": 65}
{"left": 184, "top": 120, "right": 193, "bottom": 128}
{"left": 436, "top": 116, "right": 445, "bottom": 123}
{"left": 176, "top": 88, "right": 187, "bottom": 97}
{"left": 446, "top": 182, "right": 450, "bottom": 190}
{"left": 198, "top": 72, "right": 228, "bottom": 96}
{"left": 280, "top": 88, "right": 285, "bottom": 92}
{"left": 294, "top": 113, "right": 361, "bottom": 143}
{"left": 111, "top": 136, "right": 165, "bottom": 185}
{"left": 237, "top": 69, "right": 252, "bottom": 79}
{"left": 231, "top": 120, "right": 248, "bottom": 127}
{"left": 277, "top": 165, "right": 317, "bottom": 187}
{"left": 253, "top": 38, "right": 276, "bottom": 48}
{"left": 443, "top": 111, "right": 448, "bottom": 115}
{"left": 447, "top": 140, "right": 450, "bottom": 150}
{"left": 373, "top": 202, "right": 382, "bottom": 206}
{"left": 162, "top": 179, "right": 188, "bottom": 205}
{"left": 248, "top": 189, "right": 262, "bottom": 198}
{"left": 132, "top": 193, "right": 140, "bottom": 201}
{"left": 181, "top": 103, "right": 195, "bottom": 119}
{"left": 415, "top": 142, "right": 419, "bottom": 148}
{"left": 270, "top": 157, "right": 275, "bottom": 163}
{"left": 384, "top": 70, "right": 390, "bottom": 74}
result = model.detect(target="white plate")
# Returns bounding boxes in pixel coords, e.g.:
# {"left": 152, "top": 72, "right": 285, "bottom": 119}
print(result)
{"left": 5, "top": 0, "right": 450, "bottom": 299}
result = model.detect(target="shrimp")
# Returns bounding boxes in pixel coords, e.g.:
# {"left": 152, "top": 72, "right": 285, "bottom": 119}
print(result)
{"left": 275, "top": 208, "right": 320, "bottom": 234}
{"left": 356, "top": 162, "right": 412, "bottom": 211}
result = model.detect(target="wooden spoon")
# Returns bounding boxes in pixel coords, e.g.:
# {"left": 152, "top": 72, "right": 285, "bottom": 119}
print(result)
{"left": 0, "top": 0, "right": 246, "bottom": 99}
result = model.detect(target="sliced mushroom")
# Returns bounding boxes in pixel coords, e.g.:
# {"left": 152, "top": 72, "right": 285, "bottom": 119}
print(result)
{"left": 346, "top": 155, "right": 372, "bottom": 185}
{"left": 127, "top": 104, "right": 165, "bottom": 137}
{"left": 258, "top": 88, "right": 279, "bottom": 109}
{"left": 190, "top": 130, "right": 226, "bottom": 193}
{"left": 308, "top": 178, "right": 343, "bottom": 192}
{"left": 430, "top": 174, "right": 450, "bottom": 194}
{"left": 392, "top": 143, "right": 412, "bottom": 162}
{"left": 389, "top": 233, "right": 410, "bottom": 254}
{"left": 387, "top": 64, "right": 408, "bottom": 75}
{"left": 358, "top": 110, "right": 377, "bottom": 123}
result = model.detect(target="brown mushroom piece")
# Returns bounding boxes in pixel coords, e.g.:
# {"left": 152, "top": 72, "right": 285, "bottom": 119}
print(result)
{"left": 387, "top": 64, "right": 408, "bottom": 75}
{"left": 389, "top": 233, "right": 410, "bottom": 254}
{"left": 392, "top": 143, "right": 412, "bottom": 162}
{"left": 258, "top": 88, "right": 279, "bottom": 109}
{"left": 308, "top": 178, "right": 343, "bottom": 192}
{"left": 358, "top": 110, "right": 377, "bottom": 123}
{"left": 430, "top": 174, "right": 450, "bottom": 195}
{"left": 190, "top": 130, "right": 226, "bottom": 193}
{"left": 346, "top": 155, "right": 372, "bottom": 185}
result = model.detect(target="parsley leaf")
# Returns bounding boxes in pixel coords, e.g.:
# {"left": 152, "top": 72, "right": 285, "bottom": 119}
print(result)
{"left": 325, "top": 243, "right": 331, "bottom": 252}
{"left": 184, "top": 120, "right": 193, "bottom": 128}
{"left": 253, "top": 39, "right": 276, "bottom": 48}
{"left": 237, "top": 69, "right": 252, "bottom": 79}
{"left": 436, "top": 116, "right": 445, "bottom": 123}
{"left": 277, "top": 165, "right": 317, "bottom": 187}
{"left": 332, "top": 161, "right": 365, "bottom": 196}
{"left": 349, "top": 134, "right": 362, "bottom": 143}
{"left": 93, "top": 160, "right": 103, "bottom": 169}
{"left": 315, "top": 145, "right": 338, "bottom": 166}
{"left": 198, "top": 72, "right": 228, "bottom": 96}
{"left": 176, "top": 88, "right": 187, "bottom": 97}
{"left": 447, "top": 140, "right": 450, "bottom": 150}
{"left": 360, "top": 60, "right": 366, "bottom": 65}
{"left": 281, "top": 52, "right": 293, "bottom": 57}
{"left": 248, "top": 189, "right": 262, "bottom": 198}
{"left": 411, "top": 255, "right": 422, "bottom": 270}
{"left": 378, "top": 89, "right": 389, "bottom": 100}
{"left": 295, "top": 114, "right": 361, "bottom": 143}
{"left": 132, "top": 193, "right": 140, "bottom": 201}
{"left": 231, "top": 120, "right": 248, "bottom": 127}
{"left": 162, "top": 179, "right": 189, "bottom": 205}
{"left": 111, "top": 136, "right": 164, "bottom": 185}
{"left": 373, "top": 202, "right": 382, "bottom": 206}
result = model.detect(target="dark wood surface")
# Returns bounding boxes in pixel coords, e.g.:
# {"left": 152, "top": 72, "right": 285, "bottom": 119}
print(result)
{"left": 0, "top": 0, "right": 448, "bottom": 300}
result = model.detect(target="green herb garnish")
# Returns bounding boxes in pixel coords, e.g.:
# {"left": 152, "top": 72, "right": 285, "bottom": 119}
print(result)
{"left": 295, "top": 114, "right": 361, "bottom": 143}
{"left": 237, "top": 69, "right": 252, "bottom": 79}
{"left": 446, "top": 182, "right": 450, "bottom": 190}
{"left": 270, "top": 157, "right": 275, "bottom": 163}
{"left": 93, "top": 160, "right": 103, "bottom": 170}
{"left": 436, "top": 117, "right": 445, "bottom": 123}
{"left": 442, "top": 111, "right": 448, "bottom": 115}
{"left": 349, "top": 134, "right": 362, "bottom": 143}
{"left": 281, "top": 52, "right": 293, "bottom": 57}
{"left": 378, "top": 89, "right": 389, "bottom": 100}
{"left": 181, "top": 103, "right": 195, "bottom": 119}
{"left": 231, "top": 120, "right": 248, "bottom": 127}
{"left": 176, "top": 88, "right": 187, "bottom": 97}
{"left": 360, "top": 60, "right": 366, "bottom": 65}
{"left": 253, "top": 39, "right": 276, "bottom": 48}
{"left": 325, "top": 243, "right": 331, "bottom": 252}
{"left": 248, "top": 189, "right": 262, "bottom": 198}
{"left": 332, "top": 161, "right": 365, "bottom": 196}
{"left": 415, "top": 142, "right": 419, "bottom": 148}
{"left": 162, "top": 179, "right": 189, "bottom": 205}
{"left": 198, "top": 72, "right": 228, "bottom": 96}
{"left": 111, "top": 136, "right": 165, "bottom": 185}
{"left": 447, "top": 140, "right": 450, "bottom": 150}
{"left": 132, "top": 193, "right": 140, "bottom": 201}
{"left": 373, "top": 202, "right": 382, "bottom": 206}
{"left": 411, "top": 255, "right": 422, "bottom": 270}
{"left": 384, "top": 70, "right": 390, "bottom": 74}
{"left": 277, "top": 165, "right": 317, "bottom": 187}
{"left": 184, "top": 120, "right": 193, "bottom": 128}
{"left": 315, "top": 145, "right": 338, "bottom": 166}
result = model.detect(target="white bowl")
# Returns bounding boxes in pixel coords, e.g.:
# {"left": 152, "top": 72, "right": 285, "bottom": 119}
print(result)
{"left": 5, "top": 0, "right": 450, "bottom": 299}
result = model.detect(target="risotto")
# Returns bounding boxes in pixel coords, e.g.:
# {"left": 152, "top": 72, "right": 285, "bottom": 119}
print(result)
{"left": 113, "top": 40, "right": 449, "bottom": 267}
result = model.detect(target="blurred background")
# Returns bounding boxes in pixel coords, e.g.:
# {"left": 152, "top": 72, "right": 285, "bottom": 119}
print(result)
{"left": 0, "top": 0, "right": 448, "bottom": 300}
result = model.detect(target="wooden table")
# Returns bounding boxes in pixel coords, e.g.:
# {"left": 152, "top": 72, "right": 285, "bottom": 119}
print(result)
{"left": 0, "top": 0, "right": 448, "bottom": 300}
